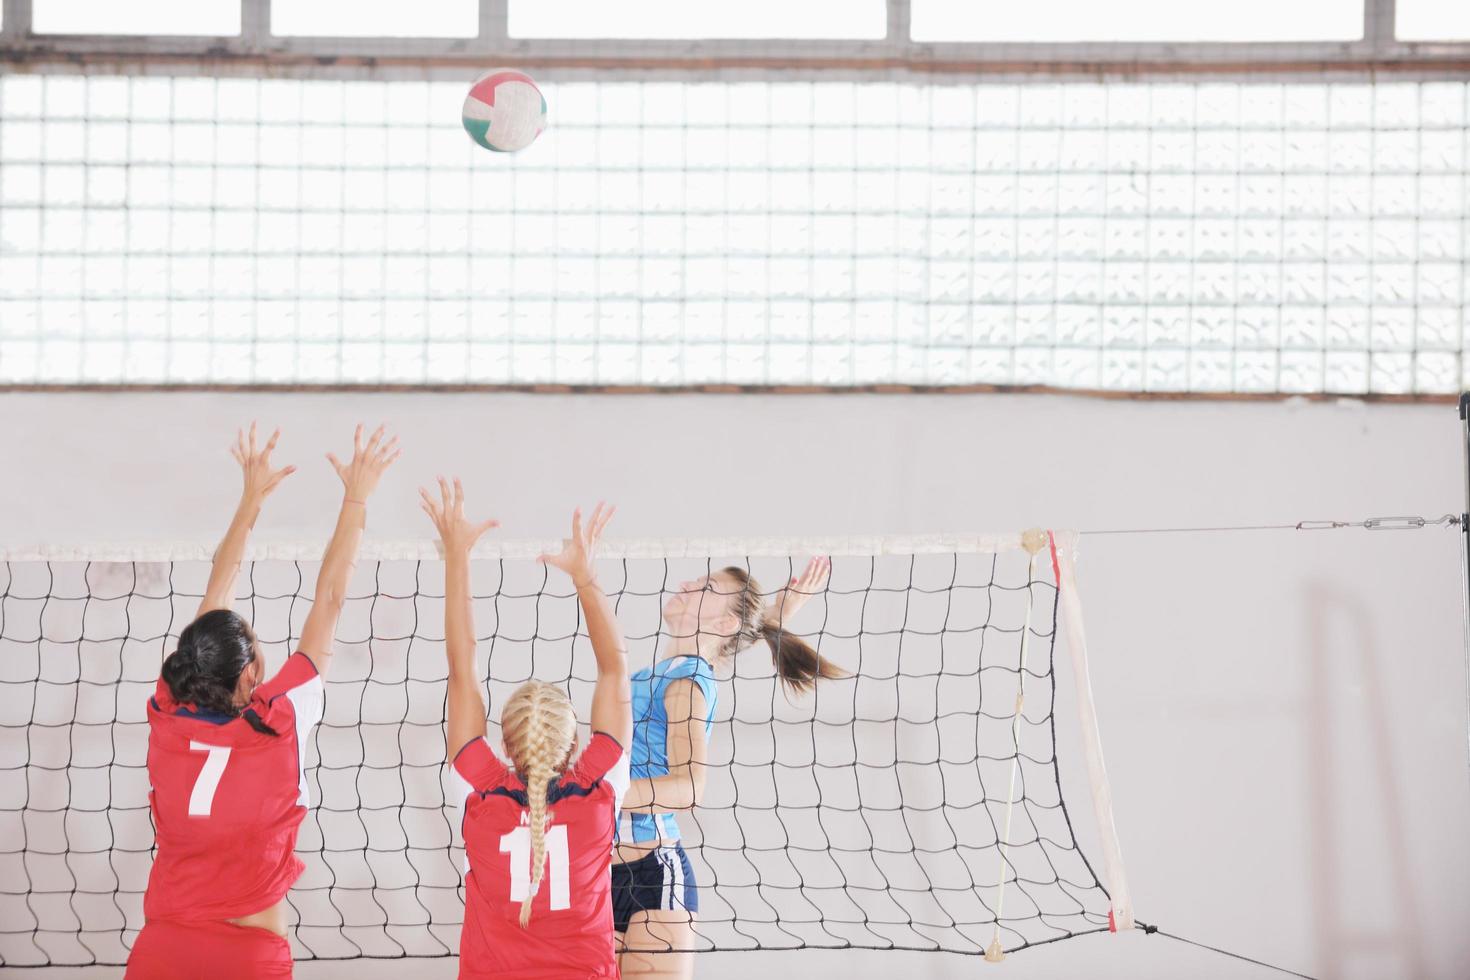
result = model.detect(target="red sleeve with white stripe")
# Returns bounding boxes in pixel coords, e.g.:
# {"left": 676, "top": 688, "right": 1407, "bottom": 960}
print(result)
{"left": 254, "top": 651, "right": 319, "bottom": 704}
{"left": 453, "top": 736, "right": 511, "bottom": 793}
{"left": 568, "top": 731, "right": 623, "bottom": 785}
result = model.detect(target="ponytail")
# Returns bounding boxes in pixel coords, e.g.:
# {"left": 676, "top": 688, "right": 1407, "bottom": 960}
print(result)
{"left": 163, "top": 609, "right": 278, "bottom": 737}
{"left": 718, "top": 566, "right": 846, "bottom": 694}
{"left": 761, "top": 622, "right": 848, "bottom": 696}
{"left": 241, "top": 708, "right": 279, "bottom": 737}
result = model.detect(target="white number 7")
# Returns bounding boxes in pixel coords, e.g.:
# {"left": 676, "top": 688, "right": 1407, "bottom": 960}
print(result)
{"left": 188, "top": 741, "right": 232, "bottom": 817}
{"left": 499, "top": 824, "right": 570, "bottom": 910}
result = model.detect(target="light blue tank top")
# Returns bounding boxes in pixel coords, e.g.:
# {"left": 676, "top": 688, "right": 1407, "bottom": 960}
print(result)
{"left": 624, "top": 655, "right": 719, "bottom": 842}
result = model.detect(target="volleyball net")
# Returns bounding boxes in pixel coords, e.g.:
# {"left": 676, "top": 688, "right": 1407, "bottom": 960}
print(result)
{"left": 0, "top": 532, "right": 1130, "bottom": 966}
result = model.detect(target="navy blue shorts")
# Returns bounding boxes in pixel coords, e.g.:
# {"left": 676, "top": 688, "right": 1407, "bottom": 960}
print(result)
{"left": 611, "top": 842, "right": 698, "bottom": 934}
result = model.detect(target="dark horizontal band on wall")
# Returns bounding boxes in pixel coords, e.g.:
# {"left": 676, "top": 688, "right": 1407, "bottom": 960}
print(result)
{"left": 3, "top": 42, "right": 1470, "bottom": 82}
{"left": 0, "top": 382, "right": 1455, "bottom": 404}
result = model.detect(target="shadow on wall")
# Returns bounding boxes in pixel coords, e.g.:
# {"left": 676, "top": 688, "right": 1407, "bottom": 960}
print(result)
{"left": 1305, "top": 584, "right": 1426, "bottom": 980}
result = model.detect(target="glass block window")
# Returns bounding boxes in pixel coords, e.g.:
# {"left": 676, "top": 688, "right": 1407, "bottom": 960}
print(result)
{"left": 1396, "top": 0, "right": 1470, "bottom": 41}
{"left": 0, "top": 75, "right": 1465, "bottom": 393}
{"left": 32, "top": 0, "right": 241, "bottom": 36}
{"left": 508, "top": 0, "right": 888, "bottom": 40}
{"left": 272, "top": 0, "right": 479, "bottom": 39}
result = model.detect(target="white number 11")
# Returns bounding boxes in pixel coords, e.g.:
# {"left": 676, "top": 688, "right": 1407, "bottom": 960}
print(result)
{"left": 499, "top": 824, "right": 570, "bottom": 911}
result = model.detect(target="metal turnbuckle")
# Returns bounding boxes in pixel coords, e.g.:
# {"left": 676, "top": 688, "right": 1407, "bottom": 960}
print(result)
{"left": 1296, "top": 514, "right": 1460, "bottom": 531}
{"left": 1363, "top": 514, "right": 1459, "bottom": 530}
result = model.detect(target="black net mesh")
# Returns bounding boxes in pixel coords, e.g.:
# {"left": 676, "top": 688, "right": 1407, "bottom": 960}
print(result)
{"left": 0, "top": 546, "right": 1112, "bottom": 967}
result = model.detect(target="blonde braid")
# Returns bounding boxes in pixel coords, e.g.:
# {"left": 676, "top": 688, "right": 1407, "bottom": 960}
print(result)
{"left": 500, "top": 680, "right": 577, "bottom": 928}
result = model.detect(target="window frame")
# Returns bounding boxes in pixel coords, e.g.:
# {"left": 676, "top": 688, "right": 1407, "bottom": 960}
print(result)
{"left": 0, "top": 0, "right": 1467, "bottom": 78}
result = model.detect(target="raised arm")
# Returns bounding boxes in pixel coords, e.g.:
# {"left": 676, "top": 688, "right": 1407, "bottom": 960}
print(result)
{"left": 198, "top": 423, "right": 296, "bottom": 617}
{"left": 420, "top": 476, "right": 500, "bottom": 761}
{"left": 763, "top": 556, "right": 831, "bottom": 629}
{"left": 539, "top": 503, "right": 631, "bottom": 747}
{"left": 297, "top": 424, "right": 400, "bottom": 676}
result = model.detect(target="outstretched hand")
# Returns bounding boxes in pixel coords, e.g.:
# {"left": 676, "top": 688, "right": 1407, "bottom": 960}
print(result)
{"left": 420, "top": 476, "right": 499, "bottom": 554}
{"left": 538, "top": 502, "right": 615, "bottom": 588}
{"left": 327, "top": 424, "right": 400, "bottom": 502}
{"left": 764, "top": 555, "right": 831, "bottom": 627}
{"left": 231, "top": 422, "right": 295, "bottom": 504}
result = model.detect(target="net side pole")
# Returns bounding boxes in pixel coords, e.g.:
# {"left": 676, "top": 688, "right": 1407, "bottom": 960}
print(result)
{"left": 1049, "top": 529, "right": 1134, "bottom": 931}
{"left": 1459, "top": 392, "right": 1470, "bottom": 788}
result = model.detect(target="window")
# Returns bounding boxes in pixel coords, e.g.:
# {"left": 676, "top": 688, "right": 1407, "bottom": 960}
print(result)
{"left": 0, "top": 75, "right": 1464, "bottom": 394}
{"left": 32, "top": 0, "right": 240, "bottom": 36}
{"left": 508, "top": 0, "right": 888, "bottom": 40}
{"left": 910, "top": 0, "right": 1364, "bottom": 43}
{"left": 1396, "top": 0, "right": 1470, "bottom": 41}
{"left": 271, "top": 0, "right": 480, "bottom": 39}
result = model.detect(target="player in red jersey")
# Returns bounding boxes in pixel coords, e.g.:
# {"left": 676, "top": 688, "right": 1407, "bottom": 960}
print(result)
{"left": 421, "top": 479, "right": 631, "bottom": 980}
{"left": 125, "top": 422, "right": 400, "bottom": 980}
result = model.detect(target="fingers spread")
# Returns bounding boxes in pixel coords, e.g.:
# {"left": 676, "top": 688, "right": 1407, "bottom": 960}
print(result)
{"left": 803, "top": 557, "right": 832, "bottom": 591}
{"left": 594, "top": 502, "right": 617, "bottom": 537}
{"left": 265, "top": 466, "right": 295, "bottom": 491}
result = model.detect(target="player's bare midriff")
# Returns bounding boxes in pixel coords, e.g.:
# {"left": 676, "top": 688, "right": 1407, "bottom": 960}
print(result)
{"left": 226, "top": 897, "right": 289, "bottom": 937}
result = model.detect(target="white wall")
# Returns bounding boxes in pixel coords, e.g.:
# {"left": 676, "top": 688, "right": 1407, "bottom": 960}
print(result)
{"left": 2, "top": 391, "right": 1466, "bottom": 980}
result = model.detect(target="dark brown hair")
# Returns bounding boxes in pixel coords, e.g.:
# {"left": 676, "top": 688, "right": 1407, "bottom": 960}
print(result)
{"left": 161, "top": 609, "right": 278, "bottom": 736}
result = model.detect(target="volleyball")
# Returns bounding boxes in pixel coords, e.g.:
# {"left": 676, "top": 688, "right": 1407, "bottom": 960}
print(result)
{"left": 462, "top": 68, "right": 546, "bottom": 153}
